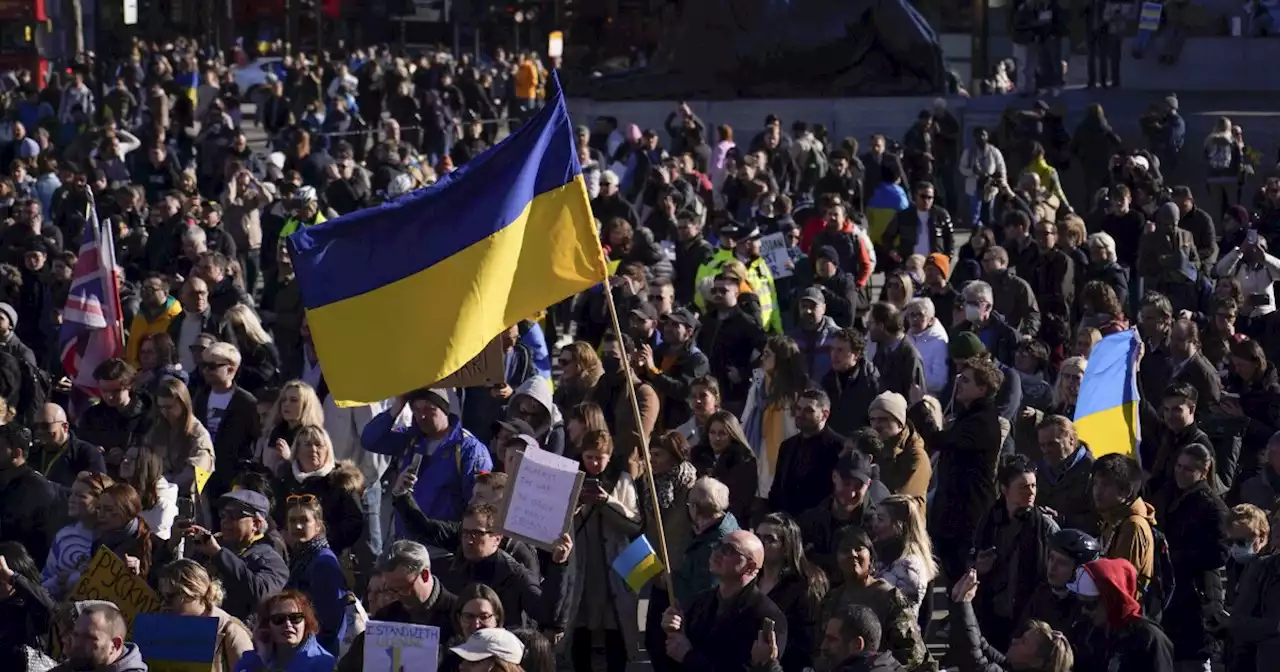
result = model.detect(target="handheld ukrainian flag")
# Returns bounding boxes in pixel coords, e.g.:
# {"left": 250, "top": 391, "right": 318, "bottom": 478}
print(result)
{"left": 1073, "top": 330, "right": 1142, "bottom": 460}
{"left": 612, "top": 534, "right": 664, "bottom": 593}
{"left": 287, "top": 81, "right": 608, "bottom": 406}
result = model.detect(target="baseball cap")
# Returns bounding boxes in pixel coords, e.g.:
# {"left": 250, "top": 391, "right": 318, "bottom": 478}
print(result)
{"left": 737, "top": 223, "right": 762, "bottom": 241}
{"left": 450, "top": 628, "right": 525, "bottom": 664}
{"left": 664, "top": 306, "right": 701, "bottom": 330}
{"left": 494, "top": 417, "right": 536, "bottom": 438}
{"left": 799, "top": 287, "right": 826, "bottom": 305}
{"left": 834, "top": 450, "right": 873, "bottom": 486}
{"left": 630, "top": 303, "right": 658, "bottom": 321}
{"left": 217, "top": 490, "right": 270, "bottom": 517}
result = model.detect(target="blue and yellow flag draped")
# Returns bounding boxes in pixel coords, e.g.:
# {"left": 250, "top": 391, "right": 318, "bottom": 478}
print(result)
{"left": 612, "top": 534, "right": 664, "bottom": 593}
{"left": 1073, "top": 330, "right": 1142, "bottom": 461}
{"left": 287, "top": 85, "right": 608, "bottom": 406}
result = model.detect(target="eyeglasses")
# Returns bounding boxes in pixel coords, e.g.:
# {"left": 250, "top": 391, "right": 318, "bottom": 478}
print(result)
{"left": 460, "top": 611, "right": 498, "bottom": 625}
{"left": 461, "top": 528, "right": 494, "bottom": 541}
{"left": 220, "top": 507, "right": 253, "bottom": 521}
{"left": 269, "top": 612, "right": 305, "bottom": 627}
{"left": 286, "top": 494, "right": 318, "bottom": 505}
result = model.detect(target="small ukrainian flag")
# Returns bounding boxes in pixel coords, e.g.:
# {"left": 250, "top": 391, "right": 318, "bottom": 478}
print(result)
{"left": 612, "top": 535, "right": 664, "bottom": 593}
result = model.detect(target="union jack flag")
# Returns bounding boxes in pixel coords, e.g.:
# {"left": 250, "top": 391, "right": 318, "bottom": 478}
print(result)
{"left": 59, "top": 199, "right": 124, "bottom": 399}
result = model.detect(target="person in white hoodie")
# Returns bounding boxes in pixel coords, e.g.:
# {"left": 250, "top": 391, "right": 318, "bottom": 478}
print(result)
{"left": 120, "top": 447, "right": 179, "bottom": 540}
{"left": 959, "top": 127, "right": 1008, "bottom": 226}
{"left": 905, "top": 297, "right": 951, "bottom": 395}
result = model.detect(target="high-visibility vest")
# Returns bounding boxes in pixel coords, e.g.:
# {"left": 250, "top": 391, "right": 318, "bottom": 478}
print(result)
{"left": 279, "top": 211, "right": 329, "bottom": 241}
{"left": 693, "top": 248, "right": 737, "bottom": 311}
{"left": 745, "top": 256, "right": 781, "bottom": 334}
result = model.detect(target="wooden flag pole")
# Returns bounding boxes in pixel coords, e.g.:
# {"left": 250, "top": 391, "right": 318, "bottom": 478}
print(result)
{"left": 599, "top": 277, "right": 679, "bottom": 599}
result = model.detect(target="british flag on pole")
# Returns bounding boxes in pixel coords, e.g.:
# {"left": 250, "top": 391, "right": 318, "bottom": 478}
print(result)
{"left": 59, "top": 201, "right": 124, "bottom": 401}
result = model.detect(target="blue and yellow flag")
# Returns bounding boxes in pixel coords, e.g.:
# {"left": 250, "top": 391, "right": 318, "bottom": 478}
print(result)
{"left": 1074, "top": 330, "right": 1142, "bottom": 461}
{"left": 612, "top": 534, "right": 664, "bottom": 593}
{"left": 288, "top": 85, "right": 608, "bottom": 406}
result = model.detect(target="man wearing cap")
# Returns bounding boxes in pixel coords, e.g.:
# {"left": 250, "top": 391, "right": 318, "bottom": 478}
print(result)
{"left": 629, "top": 302, "right": 663, "bottom": 353}
{"left": 637, "top": 306, "right": 709, "bottom": 431}
{"left": 451, "top": 628, "right": 527, "bottom": 668}
{"left": 788, "top": 287, "right": 840, "bottom": 380}
{"left": 693, "top": 221, "right": 743, "bottom": 312}
{"left": 590, "top": 170, "right": 639, "bottom": 227}
{"left": 277, "top": 185, "right": 328, "bottom": 241}
{"left": 362, "top": 387, "right": 492, "bottom": 524}
{"left": 698, "top": 273, "right": 769, "bottom": 411}
{"left": 179, "top": 489, "right": 289, "bottom": 620}
{"left": 798, "top": 448, "right": 890, "bottom": 579}
{"left": 673, "top": 209, "right": 714, "bottom": 306}
{"left": 0, "top": 301, "right": 35, "bottom": 369}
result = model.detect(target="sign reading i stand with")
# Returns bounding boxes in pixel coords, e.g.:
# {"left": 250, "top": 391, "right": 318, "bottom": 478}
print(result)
{"left": 123, "top": 0, "right": 138, "bottom": 25}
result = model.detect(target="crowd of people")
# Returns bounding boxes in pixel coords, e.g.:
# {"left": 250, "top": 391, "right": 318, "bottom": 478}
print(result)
{"left": 0, "top": 32, "right": 1277, "bottom": 672}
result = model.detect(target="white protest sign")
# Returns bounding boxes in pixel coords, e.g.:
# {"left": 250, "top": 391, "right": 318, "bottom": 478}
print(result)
{"left": 759, "top": 232, "right": 793, "bottom": 279}
{"left": 363, "top": 621, "right": 440, "bottom": 672}
{"left": 498, "top": 447, "right": 585, "bottom": 550}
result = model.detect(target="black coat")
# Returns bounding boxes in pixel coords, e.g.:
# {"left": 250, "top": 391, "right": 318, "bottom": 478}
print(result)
{"left": 973, "top": 502, "right": 1059, "bottom": 633}
{"left": 884, "top": 206, "right": 955, "bottom": 261}
{"left": 831, "top": 651, "right": 906, "bottom": 672}
{"left": 672, "top": 582, "right": 789, "bottom": 672}
{"left": 192, "top": 385, "right": 260, "bottom": 498}
{"left": 798, "top": 490, "right": 889, "bottom": 581}
{"left": 949, "top": 600, "right": 1013, "bottom": 672}
{"left": 0, "top": 573, "right": 54, "bottom": 669}
{"left": 1150, "top": 479, "right": 1228, "bottom": 661}
{"left": 911, "top": 395, "right": 1002, "bottom": 542}
{"left": 76, "top": 391, "right": 153, "bottom": 454}
{"left": 1038, "top": 446, "right": 1098, "bottom": 535}
{"left": 822, "top": 359, "right": 880, "bottom": 438}
{"left": 440, "top": 549, "right": 567, "bottom": 630}
{"left": 165, "top": 309, "right": 236, "bottom": 347}
{"left": 768, "top": 426, "right": 845, "bottom": 518}
{"left": 28, "top": 432, "right": 106, "bottom": 490}
{"left": 235, "top": 341, "right": 280, "bottom": 395}
{"left": 697, "top": 306, "right": 768, "bottom": 405}
{"left": 0, "top": 466, "right": 60, "bottom": 570}
{"left": 642, "top": 342, "right": 710, "bottom": 431}
{"left": 766, "top": 572, "right": 824, "bottom": 672}
{"left": 272, "top": 462, "right": 365, "bottom": 556}
{"left": 392, "top": 492, "right": 540, "bottom": 577}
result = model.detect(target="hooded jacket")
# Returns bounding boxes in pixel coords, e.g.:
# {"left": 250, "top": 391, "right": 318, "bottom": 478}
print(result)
{"left": 361, "top": 410, "right": 492, "bottom": 523}
{"left": 1082, "top": 557, "right": 1175, "bottom": 672}
{"left": 77, "top": 390, "right": 154, "bottom": 456}
{"left": 508, "top": 376, "right": 566, "bottom": 455}
{"left": 52, "top": 643, "right": 149, "bottom": 672}
{"left": 1098, "top": 497, "right": 1158, "bottom": 589}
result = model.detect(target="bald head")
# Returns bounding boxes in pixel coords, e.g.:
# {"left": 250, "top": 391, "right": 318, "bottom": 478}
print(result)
{"left": 35, "top": 403, "right": 69, "bottom": 446}
{"left": 725, "top": 530, "right": 765, "bottom": 568}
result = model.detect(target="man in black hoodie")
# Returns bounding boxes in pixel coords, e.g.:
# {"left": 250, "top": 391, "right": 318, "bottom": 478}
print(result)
{"left": 0, "top": 424, "right": 58, "bottom": 563}
{"left": 817, "top": 604, "right": 905, "bottom": 672}
{"left": 79, "top": 359, "right": 153, "bottom": 474}
{"left": 822, "top": 328, "right": 880, "bottom": 438}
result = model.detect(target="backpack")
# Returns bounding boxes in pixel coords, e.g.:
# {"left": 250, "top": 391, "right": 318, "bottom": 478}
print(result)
{"left": 14, "top": 357, "right": 48, "bottom": 426}
{"left": 1136, "top": 516, "right": 1178, "bottom": 624}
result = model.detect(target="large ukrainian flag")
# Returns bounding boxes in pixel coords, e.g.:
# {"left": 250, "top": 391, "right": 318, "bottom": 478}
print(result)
{"left": 1073, "top": 330, "right": 1142, "bottom": 460}
{"left": 287, "top": 86, "right": 607, "bottom": 406}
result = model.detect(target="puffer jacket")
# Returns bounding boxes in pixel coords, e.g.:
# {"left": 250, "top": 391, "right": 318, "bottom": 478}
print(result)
{"left": 908, "top": 320, "right": 950, "bottom": 394}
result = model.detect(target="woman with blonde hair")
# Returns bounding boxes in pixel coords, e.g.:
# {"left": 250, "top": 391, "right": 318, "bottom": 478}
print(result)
{"left": 273, "top": 424, "right": 365, "bottom": 555}
{"left": 158, "top": 559, "right": 253, "bottom": 672}
{"left": 43, "top": 472, "right": 114, "bottom": 598}
{"left": 224, "top": 303, "right": 280, "bottom": 394}
{"left": 871, "top": 494, "right": 939, "bottom": 621}
{"left": 147, "top": 377, "right": 215, "bottom": 492}
{"left": 950, "top": 569, "right": 1074, "bottom": 672}
{"left": 1050, "top": 357, "right": 1086, "bottom": 418}
{"left": 553, "top": 342, "right": 604, "bottom": 416}
{"left": 257, "top": 380, "right": 325, "bottom": 472}
{"left": 1205, "top": 115, "right": 1243, "bottom": 213}
{"left": 879, "top": 269, "right": 915, "bottom": 310}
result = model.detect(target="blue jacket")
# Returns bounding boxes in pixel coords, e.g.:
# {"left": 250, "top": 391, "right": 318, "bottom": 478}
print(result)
{"left": 361, "top": 413, "right": 492, "bottom": 522}
{"left": 519, "top": 321, "right": 552, "bottom": 379}
{"left": 233, "top": 633, "right": 335, "bottom": 672}
{"left": 288, "top": 547, "right": 348, "bottom": 655}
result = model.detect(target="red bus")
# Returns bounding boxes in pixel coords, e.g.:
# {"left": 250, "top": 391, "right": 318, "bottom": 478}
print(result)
{"left": 0, "top": 0, "right": 49, "bottom": 88}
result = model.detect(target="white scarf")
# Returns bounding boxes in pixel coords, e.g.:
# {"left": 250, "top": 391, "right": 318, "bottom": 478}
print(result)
{"left": 292, "top": 458, "right": 335, "bottom": 483}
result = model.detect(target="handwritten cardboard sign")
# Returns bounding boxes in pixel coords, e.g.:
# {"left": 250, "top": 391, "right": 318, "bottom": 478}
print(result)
{"left": 433, "top": 338, "right": 505, "bottom": 388}
{"left": 498, "top": 447, "right": 584, "bottom": 551}
{"left": 363, "top": 621, "right": 441, "bottom": 672}
{"left": 67, "top": 547, "right": 162, "bottom": 634}
{"left": 759, "top": 232, "right": 794, "bottom": 279}
{"left": 133, "top": 613, "right": 219, "bottom": 672}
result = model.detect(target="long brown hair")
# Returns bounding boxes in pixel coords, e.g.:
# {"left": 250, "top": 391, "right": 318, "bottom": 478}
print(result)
{"left": 126, "top": 448, "right": 164, "bottom": 510}
{"left": 101, "top": 483, "right": 153, "bottom": 577}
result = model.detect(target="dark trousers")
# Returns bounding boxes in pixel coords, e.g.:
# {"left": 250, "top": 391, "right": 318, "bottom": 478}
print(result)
{"left": 1088, "top": 32, "right": 1122, "bottom": 86}
{"left": 238, "top": 250, "right": 262, "bottom": 298}
{"left": 571, "top": 627, "right": 628, "bottom": 672}
{"left": 935, "top": 536, "right": 974, "bottom": 591}
{"left": 645, "top": 588, "right": 673, "bottom": 672}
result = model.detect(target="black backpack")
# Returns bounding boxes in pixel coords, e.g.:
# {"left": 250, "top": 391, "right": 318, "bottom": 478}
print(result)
{"left": 15, "top": 357, "right": 50, "bottom": 426}
{"left": 1142, "top": 521, "right": 1178, "bottom": 624}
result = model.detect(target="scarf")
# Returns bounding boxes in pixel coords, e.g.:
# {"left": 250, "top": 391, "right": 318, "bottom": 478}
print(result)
{"left": 96, "top": 517, "right": 140, "bottom": 554}
{"left": 642, "top": 461, "right": 696, "bottom": 521}
{"left": 292, "top": 459, "right": 335, "bottom": 484}
{"left": 288, "top": 536, "right": 330, "bottom": 579}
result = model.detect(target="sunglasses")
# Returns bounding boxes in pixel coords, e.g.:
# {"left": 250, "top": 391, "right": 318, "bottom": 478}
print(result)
{"left": 269, "top": 612, "right": 305, "bottom": 627}
{"left": 286, "top": 494, "right": 318, "bottom": 505}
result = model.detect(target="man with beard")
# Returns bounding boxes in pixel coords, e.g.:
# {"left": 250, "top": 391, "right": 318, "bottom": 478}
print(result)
{"left": 769, "top": 388, "right": 845, "bottom": 518}
{"left": 637, "top": 307, "right": 709, "bottom": 431}
{"left": 816, "top": 605, "right": 904, "bottom": 672}
{"left": 789, "top": 287, "right": 841, "bottom": 380}
{"left": 54, "top": 603, "right": 147, "bottom": 672}
{"left": 30, "top": 403, "right": 105, "bottom": 492}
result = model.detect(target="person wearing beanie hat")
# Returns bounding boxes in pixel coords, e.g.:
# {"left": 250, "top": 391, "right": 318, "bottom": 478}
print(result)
{"left": 949, "top": 331, "right": 987, "bottom": 360}
{"left": 1170, "top": 186, "right": 1217, "bottom": 271}
{"left": 810, "top": 247, "right": 860, "bottom": 327}
{"left": 0, "top": 301, "right": 34, "bottom": 368}
{"left": 868, "top": 391, "right": 931, "bottom": 499}
{"left": 1138, "top": 201, "right": 1199, "bottom": 287}
{"left": 362, "top": 387, "right": 492, "bottom": 523}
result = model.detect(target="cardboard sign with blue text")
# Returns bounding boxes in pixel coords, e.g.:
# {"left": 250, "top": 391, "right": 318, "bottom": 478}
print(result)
{"left": 363, "top": 621, "right": 441, "bottom": 672}
{"left": 132, "top": 613, "right": 219, "bottom": 672}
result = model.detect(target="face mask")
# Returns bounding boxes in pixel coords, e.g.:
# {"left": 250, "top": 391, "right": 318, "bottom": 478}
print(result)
{"left": 1230, "top": 543, "right": 1258, "bottom": 563}
{"left": 601, "top": 356, "right": 623, "bottom": 376}
{"left": 964, "top": 304, "right": 983, "bottom": 322}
